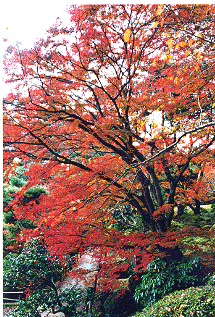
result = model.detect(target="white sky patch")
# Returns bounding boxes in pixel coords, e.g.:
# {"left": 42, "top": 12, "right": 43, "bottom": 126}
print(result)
{"left": 1, "top": 1, "right": 71, "bottom": 50}
{"left": 1, "top": 1, "right": 72, "bottom": 96}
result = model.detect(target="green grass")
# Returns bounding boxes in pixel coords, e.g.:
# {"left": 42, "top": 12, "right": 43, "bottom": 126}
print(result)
{"left": 172, "top": 204, "right": 215, "bottom": 230}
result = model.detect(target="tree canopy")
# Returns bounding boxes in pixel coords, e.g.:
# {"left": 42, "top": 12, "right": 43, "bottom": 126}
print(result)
{"left": 3, "top": 4, "right": 215, "bottom": 278}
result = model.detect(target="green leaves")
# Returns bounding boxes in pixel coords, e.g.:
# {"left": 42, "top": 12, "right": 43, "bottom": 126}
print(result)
{"left": 3, "top": 239, "right": 64, "bottom": 291}
{"left": 134, "top": 256, "right": 203, "bottom": 308}
{"left": 9, "top": 286, "right": 88, "bottom": 317}
{"left": 135, "top": 276, "right": 215, "bottom": 317}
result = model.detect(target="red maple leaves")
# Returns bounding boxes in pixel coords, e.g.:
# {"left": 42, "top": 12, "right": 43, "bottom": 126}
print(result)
{"left": 3, "top": 4, "right": 215, "bottom": 287}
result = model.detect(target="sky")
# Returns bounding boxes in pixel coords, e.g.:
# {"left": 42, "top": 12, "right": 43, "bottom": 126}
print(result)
{"left": 1, "top": 1, "right": 72, "bottom": 50}
{"left": 1, "top": 1, "right": 74, "bottom": 99}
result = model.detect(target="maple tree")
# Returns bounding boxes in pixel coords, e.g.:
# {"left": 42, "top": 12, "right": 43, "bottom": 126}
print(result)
{"left": 3, "top": 4, "right": 215, "bottom": 288}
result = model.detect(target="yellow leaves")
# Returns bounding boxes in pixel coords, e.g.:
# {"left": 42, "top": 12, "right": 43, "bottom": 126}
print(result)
{"left": 175, "top": 43, "right": 181, "bottom": 50}
{"left": 166, "top": 38, "right": 174, "bottom": 50}
{"left": 160, "top": 18, "right": 165, "bottom": 28}
{"left": 87, "top": 180, "right": 95, "bottom": 187}
{"left": 171, "top": 77, "right": 178, "bottom": 84}
{"left": 176, "top": 41, "right": 187, "bottom": 50}
{"left": 153, "top": 21, "right": 159, "bottom": 28}
{"left": 137, "top": 119, "right": 145, "bottom": 127}
{"left": 184, "top": 50, "right": 191, "bottom": 57}
{"left": 153, "top": 59, "right": 157, "bottom": 67}
{"left": 171, "top": 125, "right": 176, "bottom": 133}
{"left": 124, "top": 29, "right": 131, "bottom": 43}
{"left": 197, "top": 51, "right": 201, "bottom": 58}
{"left": 207, "top": 126, "right": 211, "bottom": 133}
{"left": 164, "top": 54, "right": 168, "bottom": 61}
{"left": 165, "top": 307, "right": 172, "bottom": 312}
{"left": 156, "top": 7, "right": 164, "bottom": 16}
{"left": 189, "top": 38, "right": 195, "bottom": 46}
{"left": 164, "top": 52, "right": 173, "bottom": 62}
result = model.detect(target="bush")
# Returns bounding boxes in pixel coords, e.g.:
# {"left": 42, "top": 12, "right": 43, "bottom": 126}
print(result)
{"left": 3, "top": 253, "right": 19, "bottom": 291}
{"left": 3, "top": 239, "right": 64, "bottom": 291}
{"left": 9, "top": 286, "right": 87, "bottom": 317}
{"left": 134, "top": 276, "right": 215, "bottom": 317}
{"left": 134, "top": 256, "right": 203, "bottom": 309}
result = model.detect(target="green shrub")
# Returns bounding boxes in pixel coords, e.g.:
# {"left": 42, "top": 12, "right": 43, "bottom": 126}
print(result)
{"left": 10, "top": 176, "right": 26, "bottom": 188}
{"left": 134, "top": 276, "right": 215, "bottom": 317}
{"left": 134, "top": 256, "right": 203, "bottom": 309}
{"left": 9, "top": 286, "right": 87, "bottom": 317}
{"left": 3, "top": 253, "right": 19, "bottom": 291}
{"left": 3, "top": 239, "right": 64, "bottom": 291}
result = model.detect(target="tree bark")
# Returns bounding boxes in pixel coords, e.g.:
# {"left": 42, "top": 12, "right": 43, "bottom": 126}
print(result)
{"left": 194, "top": 199, "right": 201, "bottom": 215}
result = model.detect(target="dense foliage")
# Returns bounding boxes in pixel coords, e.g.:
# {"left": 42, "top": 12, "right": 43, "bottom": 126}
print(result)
{"left": 3, "top": 4, "right": 215, "bottom": 239}
{"left": 134, "top": 256, "right": 203, "bottom": 308}
{"left": 134, "top": 276, "right": 215, "bottom": 317}
{"left": 3, "top": 239, "right": 87, "bottom": 317}
{"left": 3, "top": 4, "right": 215, "bottom": 314}
{"left": 3, "top": 239, "right": 65, "bottom": 292}
{"left": 8, "top": 286, "right": 87, "bottom": 317}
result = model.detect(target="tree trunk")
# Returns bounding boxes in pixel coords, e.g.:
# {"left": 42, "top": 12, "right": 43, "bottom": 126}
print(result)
{"left": 194, "top": 199, "right": 201, "bottom": 215}
{"left": 177, "top": 203, "right": 185, "bottom": 217}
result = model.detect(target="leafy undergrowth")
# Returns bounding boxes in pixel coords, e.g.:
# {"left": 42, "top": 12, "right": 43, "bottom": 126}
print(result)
{"left": 172, "top": 205, "right": 215, "bottom": 230}
{"left": 134, "top": 256, "right": 203, "bottom": 309}
{"left": 172, "top": 205, "right": 215, "bottom": 273}
{"left": 131, "top": 206, "right": 215, "bottom": 317}
{"left": 133, "top": 276, "right": 215, "bottom": 317}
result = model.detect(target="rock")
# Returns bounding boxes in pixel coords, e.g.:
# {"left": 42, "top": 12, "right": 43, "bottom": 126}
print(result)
{"left": 41, "top": 310, "right": 65, "bottom": 317}
{"left": 48, "top": 312, "right": 65, "bottom": 317}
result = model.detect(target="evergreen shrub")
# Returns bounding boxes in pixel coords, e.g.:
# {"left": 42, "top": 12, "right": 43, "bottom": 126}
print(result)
{"left": 134, "top": 256, "right": 203, "bottom": 309}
